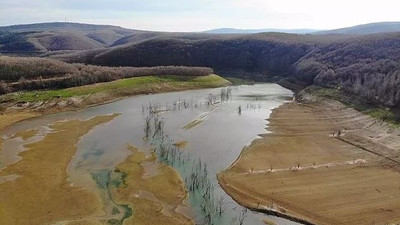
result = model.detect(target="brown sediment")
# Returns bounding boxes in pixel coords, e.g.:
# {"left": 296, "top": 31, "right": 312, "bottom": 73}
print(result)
{"left": 64, "top": 219, "right": 103, "bottom": 225}
{"left": 218, "top": 100, "right": 400, "bottom": 225}
{"left": 262, "top": 219, "right": 277, "bottom": 225}
{"left": 174, "top": 141, "right": 189, "bottom": 149}
{"left": 0, "top": 114, "right": 119, "bottom": 225}
{"left": 0, "top": 112, "right": 38, "bottom": 131}
{"left": 9, "top": 128, "right": 39, "bottom": 140}
{"left": 182, "top": 106, "right": 217, "bottom": 130}
{"left": 111, "top": 145, "right": 194, "bottom": 225}
{"left": 0, "top": 112, "right": 38, "bottom": 152}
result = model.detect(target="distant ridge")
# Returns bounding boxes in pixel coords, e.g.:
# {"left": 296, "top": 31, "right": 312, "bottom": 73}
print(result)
{"left": 3, "top": 21, "right": 400, "bottom": 54}
{"left": 315, "top": 22, "right": 400, "bottom": 35}
{"left": 0, "top": 22, "right": 145, "bottom": 53}
{"left": 0, "top": 22, "right": 135, "bottom": 33}
{"left": 203, "top": 28, "right": 320, "bottom": 34}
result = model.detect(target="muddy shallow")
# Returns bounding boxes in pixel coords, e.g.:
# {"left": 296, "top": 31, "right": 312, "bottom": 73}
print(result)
{"left": 0, "top": 84, "right": 300, "bottom": 225}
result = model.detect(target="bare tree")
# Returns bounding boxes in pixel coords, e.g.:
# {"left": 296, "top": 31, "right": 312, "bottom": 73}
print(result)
{"left": 238, "top": 208, "right": 248, "bottom": 225}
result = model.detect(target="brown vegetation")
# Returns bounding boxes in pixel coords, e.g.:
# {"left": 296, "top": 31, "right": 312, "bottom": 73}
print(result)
{"left": 4, "top": 23, "right": 400, "bottom": 110}
{"left": 69, "top": 32, "right": 400, "bottom": 109}
{"left": 0, "top": 56, "right": 214, "bottom": 93}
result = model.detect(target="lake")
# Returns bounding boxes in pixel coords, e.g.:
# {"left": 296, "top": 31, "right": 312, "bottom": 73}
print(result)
{"left": 1, "top": 83, "right": 301, "bottom": 225}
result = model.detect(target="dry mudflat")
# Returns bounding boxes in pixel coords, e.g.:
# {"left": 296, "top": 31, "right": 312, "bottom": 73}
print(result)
{"left": 218, "top": 97, "right": 400, "bottom": 225}
{"left": 0, "top": 115, "right": 118, "bottom": 225}
{"left": 111, "top": 145, "right": 193, "bottom": 225}
{"left": 0, "top": 115, "right": 192, "bottom": 225}
{"left": 0, "top": 75, "right": 228, "bottom": 225}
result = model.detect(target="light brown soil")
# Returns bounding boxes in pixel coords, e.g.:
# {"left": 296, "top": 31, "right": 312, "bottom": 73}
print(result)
{"left": 0, "top": 79, "right": 228, "bottom": 225}
{"left": 0, "top": 114, "right": 38, "bottom": 153}
{"left": 218, "top": 100, "right": 400, "bottom": 225}
{"left": 111, "top": 145, "right": 194, "bottom": 225}
{"left": 0, "top": 115, "right": 118, "bottom": 225}
{"left": 0, "top": 112, "right": 37, "bottom": 131}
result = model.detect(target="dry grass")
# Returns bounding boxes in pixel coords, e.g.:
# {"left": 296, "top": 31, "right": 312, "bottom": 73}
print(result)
{"left": 0, "top": 115, "right": 118, "bottom": 225}
{"left": 218, "top": 102, "right": 400, "bottom": 225}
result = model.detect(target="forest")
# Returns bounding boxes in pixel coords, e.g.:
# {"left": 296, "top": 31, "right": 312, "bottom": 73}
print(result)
{"left": 0, "top": 56, "right": 214, "bottom": 93}
{"left": 65, "top": 32, "right": 400, "bottom": 108}
{"left": 2, "top": 23, "right": 400, "bottom": 109}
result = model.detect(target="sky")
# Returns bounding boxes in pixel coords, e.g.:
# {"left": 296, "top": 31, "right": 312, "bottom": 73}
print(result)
{"left": 1, "top": 0, "right": 400, "bottom": 32}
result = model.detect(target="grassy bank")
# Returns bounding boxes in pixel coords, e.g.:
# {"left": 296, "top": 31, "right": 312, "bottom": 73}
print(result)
{"left": 2, "top": 74, "right": 230, "bottom": 103}
{"left": 0, "top": 74, "right": 229, "bottom": 134}
{"left": 302, "top": 86, "right": 400, "bottom": 126}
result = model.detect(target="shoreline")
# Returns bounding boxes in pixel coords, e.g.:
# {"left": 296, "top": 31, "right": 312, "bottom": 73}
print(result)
{"left": 0, "top": 74, "right": 230, "bottom": 131}
{"left": 0, "top": 75, "right": 228, "bottom": 224}
{"left": 111, "top": 145, "right": 194, "bottom": 225}
{"left": 218, "top": 95, "right": 400, "bottom": 225}
{"left": 218, "top": 174, "right": 317, "bottom": 225}
{"left": 0, "top": 115, "right": 119, "bottom": 225}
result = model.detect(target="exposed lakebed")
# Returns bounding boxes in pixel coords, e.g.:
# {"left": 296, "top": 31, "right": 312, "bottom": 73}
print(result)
{"left": 0, "top": 84, "right": 300, "bottom": 225}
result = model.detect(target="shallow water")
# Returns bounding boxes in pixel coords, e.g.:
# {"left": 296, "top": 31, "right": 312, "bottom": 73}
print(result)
{"left": 0, "top": 84, "right": 301, "bottom": 225}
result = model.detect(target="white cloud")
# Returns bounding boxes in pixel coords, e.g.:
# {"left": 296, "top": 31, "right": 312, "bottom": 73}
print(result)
{"left": 1, "top": 0, "right": 400, "bottom": 31}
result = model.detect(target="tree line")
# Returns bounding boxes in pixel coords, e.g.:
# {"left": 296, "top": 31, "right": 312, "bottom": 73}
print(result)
{"left": 76, "top": 33, "right": 400, "bottom": 108}
{"left": 0, "top": 56, "right": 214, "bottom": 94}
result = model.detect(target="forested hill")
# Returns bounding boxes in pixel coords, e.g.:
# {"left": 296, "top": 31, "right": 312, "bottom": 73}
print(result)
{"left": 3, "top": 22, "right": 400, "bottom": 110}
{"left": 52, "top": 32, "right": 400, "bottom": 108}
{"left": 0, "top": 22, "right": 230, "bottom": 53}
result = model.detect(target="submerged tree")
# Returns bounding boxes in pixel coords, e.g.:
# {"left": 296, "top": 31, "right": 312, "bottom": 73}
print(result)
{"left": 238, "top": 208, "right": 248, "bottom": 225}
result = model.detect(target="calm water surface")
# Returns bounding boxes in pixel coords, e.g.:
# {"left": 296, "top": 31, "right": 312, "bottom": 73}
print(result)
{"left": 1, "top": 84, "right": 301, "bottom": 225}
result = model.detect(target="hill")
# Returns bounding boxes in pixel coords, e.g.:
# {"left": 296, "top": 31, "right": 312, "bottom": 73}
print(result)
{"left": 0, "top": 22, "right": 148, "bottom": 53}
{"left": 0, "top": 22, "right": 228, "bottom": 54}
{"left": 3, "top": 21, "right": 400, "bottom": 115}
{"left": 204, "top": 28, "right": 320, "bottom": 34}
{"left": 0, "top": 55, "right": 215, "bottom": 93}
{"left": 57, "top": 31, "right": 400, "bottom": 111}
{"left": 315, "top": 22, "right": 400, "bottom": 35}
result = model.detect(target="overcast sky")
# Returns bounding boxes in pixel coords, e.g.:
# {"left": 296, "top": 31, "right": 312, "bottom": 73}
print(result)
{"left": 1, "top": 0, "right": 400, "bottom": 32}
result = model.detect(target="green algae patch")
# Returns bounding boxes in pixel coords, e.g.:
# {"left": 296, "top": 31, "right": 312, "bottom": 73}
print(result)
{"left": 91, "top": 169, "right": 132, "bottom": 225}
{"left": 110, "top": 145, "right": 194, "bottom": 225}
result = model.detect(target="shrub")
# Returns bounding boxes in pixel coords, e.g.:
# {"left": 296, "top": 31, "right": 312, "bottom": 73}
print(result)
{"left": 0, "top": 56, "right": 214, "bottom": 93}
{"left": 0, "top": 81, "right": 10, "bottom": 94}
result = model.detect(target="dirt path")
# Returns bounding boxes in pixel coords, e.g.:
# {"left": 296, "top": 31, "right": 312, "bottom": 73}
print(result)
{"left": 218, "top": 99, "right": 400, "bottom": 225}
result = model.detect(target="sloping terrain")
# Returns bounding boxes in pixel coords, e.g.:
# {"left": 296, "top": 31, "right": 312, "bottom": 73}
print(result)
{"left": 219, "top": 97, "right": 400, "bottom": 225}
{"left": 204, "top": 28, "right": 320, "bottom": 34}
{"left": 62, "top": 31, "right": 400, "bottom": 110}
{"left": 0, "top": 22, "right": 144, "bottom": 52}
{"left": 0, "top": 22, "right": 226, "bottom": 53}
{"left": 316, "top": 21, "right": 400, "bottom": 35}
{"left": 3, "top": 22, "right": 400, "bottom": 112}
{"left": 28, "top": 31, "right": 104, "bottom": 51}
{"left": 0, "top": 55, "right": 215, "bottom": 94}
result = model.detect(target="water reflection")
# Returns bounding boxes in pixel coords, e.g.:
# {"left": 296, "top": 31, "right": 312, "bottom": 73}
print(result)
{"left": 1, "top": 84, "right": 300, "bottom": 225}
